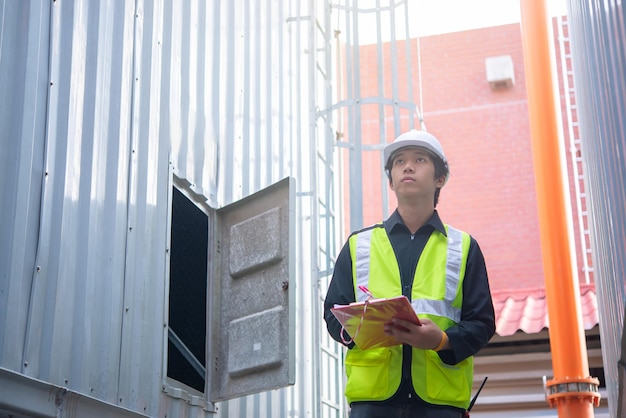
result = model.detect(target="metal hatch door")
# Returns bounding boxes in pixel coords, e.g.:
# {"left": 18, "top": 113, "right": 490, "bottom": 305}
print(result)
{"left": 210, "top": 177, "right": 295, "bottom": 402}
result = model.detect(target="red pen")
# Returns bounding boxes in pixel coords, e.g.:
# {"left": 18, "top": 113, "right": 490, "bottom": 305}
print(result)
{"left": 358, "top": 285, "right": 375, "bottom": 299}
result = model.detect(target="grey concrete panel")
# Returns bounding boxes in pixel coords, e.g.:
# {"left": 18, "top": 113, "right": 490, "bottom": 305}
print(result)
{"left": 227, "top": 306, "right": 284, "bottom": 377}
{"left": 229, "top": 207, "right": 282, "bottom": 278}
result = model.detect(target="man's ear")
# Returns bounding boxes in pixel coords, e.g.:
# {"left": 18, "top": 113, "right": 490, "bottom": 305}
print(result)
{"left": 386, "top": 170, "right": 395, "bottom": 190}
{"left": 435, "top": 175, "right": 446, "bottom": 187}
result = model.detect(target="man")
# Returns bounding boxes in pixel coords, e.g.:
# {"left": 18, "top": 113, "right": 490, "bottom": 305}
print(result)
{"left": 324, "top": 129, "right": 496, "bottom": 418}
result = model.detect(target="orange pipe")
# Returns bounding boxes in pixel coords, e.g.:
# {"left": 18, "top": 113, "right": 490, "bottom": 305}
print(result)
{"left": 519, "top": 1, "right": 599, "bottom": 417}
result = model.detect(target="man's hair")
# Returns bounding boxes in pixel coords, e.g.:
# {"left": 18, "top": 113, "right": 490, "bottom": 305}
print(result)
{"left": 385, "top": 150, "right": 448, "bottom": 207}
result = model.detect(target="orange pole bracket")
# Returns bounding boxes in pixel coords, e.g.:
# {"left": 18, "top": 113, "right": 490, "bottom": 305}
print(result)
{"left": 546, "top": 376, "right": 601, "bottom": 408}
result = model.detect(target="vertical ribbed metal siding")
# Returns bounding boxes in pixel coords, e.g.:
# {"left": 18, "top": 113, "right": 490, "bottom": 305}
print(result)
{"left": 163, "top": 0, "right": 219, "bottom": 206}
{"left": 0, "top": 0, "right": 51, "bottom": 374}
{"left": 213, "top": 0, "right": 328, "bottom": 417}
{"left": 567, "top": 1, "right": 626, "bottom": 416}
{"left": 0, "top": 1, "right": 330, "bottom": 417}
{"left": 25, "top": 0, "right": 168, "bottom": 411}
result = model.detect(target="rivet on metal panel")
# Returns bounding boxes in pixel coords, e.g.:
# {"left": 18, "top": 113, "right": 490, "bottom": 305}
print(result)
{"left": 125, "top": 307, "right": 129, "bottom": 312}
{"left": 36, "top": 266, "right": 41, "bottom": 272}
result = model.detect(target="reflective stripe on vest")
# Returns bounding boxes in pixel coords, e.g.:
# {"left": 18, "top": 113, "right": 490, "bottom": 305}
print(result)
{"left": 355, "top": 229, "right": 374, "bottom": 302}
{"left": 355, "top": 225, "right": 463, "bottom": 322}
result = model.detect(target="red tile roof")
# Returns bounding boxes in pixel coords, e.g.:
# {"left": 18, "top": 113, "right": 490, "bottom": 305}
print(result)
{"left": 491, "top": 283, "right": 598, "bottom": 336}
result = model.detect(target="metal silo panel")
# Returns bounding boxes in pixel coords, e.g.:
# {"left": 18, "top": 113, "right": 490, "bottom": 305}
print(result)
{"left": 567, "top": 0, "right": 626, "bottom": 415}
{"left": 118, "top": 0, "right": 172, "bottom": 414}
{"left": 0, "top": 0, "right": 170, "bottom": 414}
{"left": 0, "top": 0, "right": 51, "bottom": 372}
{"left": 164, "top": 0, "right": 220, "bottom": 206}
{"left": 212, "top": 0, "right": 324, "bottom": 417}
{"left": 19, "top": 0, "right": 168, "bottom": 411}
{"left": 0, "top": 0, "right": 332, "bottom": 416}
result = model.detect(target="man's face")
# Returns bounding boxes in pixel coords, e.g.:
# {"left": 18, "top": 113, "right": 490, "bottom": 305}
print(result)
{"left": 388, "top": 147, "right": 445, "bottom": 200}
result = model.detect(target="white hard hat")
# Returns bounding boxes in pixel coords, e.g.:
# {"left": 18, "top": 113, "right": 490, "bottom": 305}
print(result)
{"left": 383, "top": 129, "right": 449, "bottom": 183}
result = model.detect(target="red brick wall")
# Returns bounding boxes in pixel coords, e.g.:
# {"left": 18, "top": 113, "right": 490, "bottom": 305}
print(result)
{"left": 348, "top": 21, "right": 587, "bottom": 292}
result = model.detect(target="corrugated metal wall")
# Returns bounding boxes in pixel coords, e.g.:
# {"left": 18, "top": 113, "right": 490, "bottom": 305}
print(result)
{"left": 0, "top": 0, "right": 340, "bottom": 417}
{"left": 566, "top": 0, "right": 626, "bottom": 416}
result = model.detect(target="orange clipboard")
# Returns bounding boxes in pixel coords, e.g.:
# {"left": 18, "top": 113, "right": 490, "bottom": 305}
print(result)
{"left": 330, "top": 295, "right": 421, "bottom": 350}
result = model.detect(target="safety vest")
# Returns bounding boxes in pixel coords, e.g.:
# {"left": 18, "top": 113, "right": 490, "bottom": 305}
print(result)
{"left": 344, "top": 223, "right": 473, "bottom": 409}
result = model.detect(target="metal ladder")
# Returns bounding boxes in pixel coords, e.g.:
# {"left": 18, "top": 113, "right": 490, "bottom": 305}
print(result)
{"left": 556, "top": 14, "right": 593, "bottom": 284}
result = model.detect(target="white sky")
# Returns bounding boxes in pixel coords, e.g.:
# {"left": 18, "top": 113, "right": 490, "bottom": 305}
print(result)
{"left": 410, "top": 0, "right": 568, "bottom": 36}
{"left": 353, "top": 0, "right": 568, "bottom": 42}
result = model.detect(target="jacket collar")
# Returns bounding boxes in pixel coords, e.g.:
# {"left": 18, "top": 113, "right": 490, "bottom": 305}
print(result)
{"left": 383, "top": 209, "right": 447, "bottom": 237}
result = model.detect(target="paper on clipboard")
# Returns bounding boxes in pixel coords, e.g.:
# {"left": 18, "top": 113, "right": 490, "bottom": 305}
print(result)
{"left": 330, "top": 295, "right": 422, "bottom": 350}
